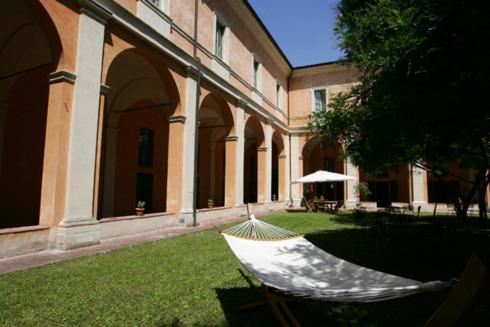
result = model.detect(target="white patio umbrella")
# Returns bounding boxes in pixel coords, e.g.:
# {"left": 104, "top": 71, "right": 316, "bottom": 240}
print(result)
{"left": 293, "top": 170, "right": 355, "bottom": 183}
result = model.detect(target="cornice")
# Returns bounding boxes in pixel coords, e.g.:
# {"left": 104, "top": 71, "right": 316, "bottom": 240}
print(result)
{"left": 228, "top": 0, "right": 291, "bottom": 76}
{"left": 48, "top": 70, "right": 76, "bottom": 84}
{"left": 78, "top": 0, "right": 113, "bottom": 24}
{"left": 292, "top": 63, "right": 359, "bottom": 78}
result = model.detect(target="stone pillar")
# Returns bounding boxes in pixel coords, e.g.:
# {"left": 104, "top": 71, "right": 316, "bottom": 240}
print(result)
{"left": 412, "top": 165, "right": 428, "bottom": 210}
{"left": 179, "top": 66, "right": 200, "bottom": 225}
{"left": 56, "top": 2, "right": 111, "bottom": 250}
{"left": 264, "top": 122, "right": 273, "bottom": 203}
{"left": 39, "top": 71, "right": 76, "bottom": 228}
{"left": 235, "top": 101, "right": 245, "bottom": 207}
{"left": 344, "top": 159, "right": 359, "bottom": 209}
{"left": 166, "top": 115, "right": 186, "bottom": 214}
{"left": 224, "top": 136, "right": 238, "bottom": 207}
{"left": 290, "top": 134, "right": 302, "bottom": 206}
{"left": 278, "top": 154, "right": 287, "bottom": 201}
{"left": 283, "top": 135, "right": 291, "bottom": 204}
{"left": 92, "top": 84, "right": 109, "bottom": 218}
{"left": 257, "top": 147, "right": 268, "bottom": 203}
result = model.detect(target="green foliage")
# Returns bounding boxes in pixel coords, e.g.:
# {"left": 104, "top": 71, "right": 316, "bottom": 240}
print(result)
{"left": 137, "top": 201, "right": 146, "bottom": 209}
{"left": 312, "top": 0, "right": 490, "bottom": 217}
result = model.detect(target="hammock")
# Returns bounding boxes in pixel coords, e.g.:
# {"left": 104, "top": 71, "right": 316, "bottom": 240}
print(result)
{"left": 221, "top": 215, "right": 450, "bottom": 303}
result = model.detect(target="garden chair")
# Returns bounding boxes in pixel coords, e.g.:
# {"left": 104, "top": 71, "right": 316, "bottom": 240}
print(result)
{"left": 303, "top": 198, "right": 313, "bottom": 213}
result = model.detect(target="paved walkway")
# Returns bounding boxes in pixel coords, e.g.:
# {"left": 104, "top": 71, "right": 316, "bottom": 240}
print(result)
{"left": 0, "top": 214, "right": 251, "bottom": 275}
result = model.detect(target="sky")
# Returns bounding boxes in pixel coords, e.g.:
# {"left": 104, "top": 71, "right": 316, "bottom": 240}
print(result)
{"left": 248, "top": 0, "right": 345, "bottom": 67}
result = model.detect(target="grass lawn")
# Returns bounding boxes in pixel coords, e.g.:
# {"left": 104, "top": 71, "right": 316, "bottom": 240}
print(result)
{"left": 0, "top": 212, "right": 489, "bottom": 326}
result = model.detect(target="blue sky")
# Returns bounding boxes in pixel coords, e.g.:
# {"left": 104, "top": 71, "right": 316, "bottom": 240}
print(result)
{"left": 248, "top": 0, "right": 344, "bottom": 67}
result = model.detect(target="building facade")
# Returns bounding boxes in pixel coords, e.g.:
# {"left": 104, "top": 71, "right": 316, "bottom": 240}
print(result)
{"left": 0, "top": 0, "right": 488, "bottom": 258}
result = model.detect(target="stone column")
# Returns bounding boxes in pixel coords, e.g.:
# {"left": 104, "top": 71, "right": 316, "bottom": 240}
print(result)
{"left": 283, "top": 135, "right": 291, "bottom": 204}
{"left": 278, "top": 154, "right": 287, "bottom": 201}
{"left": 257, "top": 147, "right": 268, "bottom": 203}
{"left": 179, "top": 66, "right": 200, "bottom": 225}
{"left": 92, "top": 84, "right": 109, "bottom": 218}
{"left": 264, "top": 122, "right": 273, "bottom": 203}
{"left": 224, "top": 136, "right": 238, "bottom": 207}
{"left": 56, "top": 2, "right": 111, "bottom": 250}
{"left": 412, "top": 164, "right": 428, "bottom": 210}
{"left": 166, "top": 115, "right": 186, "bottom": 214}
{"left": 290, "top": 134, "right": 302, "bottom": 206}
{"left": 39, "top": 72, "right": 76, "bottom": 227}
{"left": 344, "top": 159, "right": 359, "bottom": 209}
{"left": 235, "top": 101, "right": 245, "bottom": 208}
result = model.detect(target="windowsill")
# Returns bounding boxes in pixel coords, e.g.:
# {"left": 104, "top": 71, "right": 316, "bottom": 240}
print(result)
{"left": 0, "top": 225, "right": 50, "bottom": 236}
{"left": 140, "top": 0, "right": 171, "bottom": 23}
{"left": 197, "top": 206, "right": 231, "bottom": 213}
{"left": 99, "top": 211, "right": 175, "bottom": 223}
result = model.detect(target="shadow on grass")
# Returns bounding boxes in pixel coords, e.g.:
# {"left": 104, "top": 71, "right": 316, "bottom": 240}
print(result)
{"left": 216, "top": 222, "right": 490, "bottom": 326}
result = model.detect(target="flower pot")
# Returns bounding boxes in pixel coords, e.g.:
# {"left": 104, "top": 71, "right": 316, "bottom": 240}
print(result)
{"left": 135, "top": 208, "right": 145, "bottom": 216}
{"left": 207, "top": 203, "right": 214, "bottom": 209}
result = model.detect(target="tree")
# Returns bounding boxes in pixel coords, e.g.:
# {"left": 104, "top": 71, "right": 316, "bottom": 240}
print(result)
{"left": 311, "top": 0, "right": 490, "bottom": 219}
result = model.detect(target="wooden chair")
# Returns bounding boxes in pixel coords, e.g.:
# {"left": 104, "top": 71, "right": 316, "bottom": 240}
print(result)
{"left": 425, "top": 255, "right": 488, "bottom": 326}
{"left": 303, "top": 198, "right": 313, "bottom": 213}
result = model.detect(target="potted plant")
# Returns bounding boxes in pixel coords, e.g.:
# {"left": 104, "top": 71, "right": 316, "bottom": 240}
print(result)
{"left": 355, "top": 182, "right": 371, "bottom": 208}
{"left": 207, "top": 198, "right": 214, "bottom": 208}
{"left": 135, "top": 200, "right": 146, "bottom": 216}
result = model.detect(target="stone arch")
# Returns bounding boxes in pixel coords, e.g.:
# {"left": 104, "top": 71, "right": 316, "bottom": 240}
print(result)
{"left": 98, "top": 48, "right": 180, "bottom": 218}
{"left": 0, "top": 0, "right": 62, "bottom": 228}
{"left": 302, "top": 136, "right": 345, "bottom": 202}
{"left": 197, "top": 93, "right": 234, "bottom": 208}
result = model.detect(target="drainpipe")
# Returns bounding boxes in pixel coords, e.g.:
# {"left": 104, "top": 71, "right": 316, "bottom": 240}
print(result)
{"left": 191, "top": 0, "right": 201, "bottom": 226}
{"left": 287, "top": 72, "right": 293, "bottom": 207}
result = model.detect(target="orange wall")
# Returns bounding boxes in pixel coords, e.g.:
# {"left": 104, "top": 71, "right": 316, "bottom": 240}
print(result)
{"left": 111, "top": 107, "right": 168, "bottom": 216}
{"left": 289, "top": 66, "right": 360, "bottom": 127}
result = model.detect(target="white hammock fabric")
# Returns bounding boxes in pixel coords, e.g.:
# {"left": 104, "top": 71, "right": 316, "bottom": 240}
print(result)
{"left": 222, "top": 215, "right": 450, "bottom": 302}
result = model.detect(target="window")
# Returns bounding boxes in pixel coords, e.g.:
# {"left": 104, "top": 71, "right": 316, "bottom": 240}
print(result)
{"left": 215, "top": 21, "right": 226, "bottom": 60}
{"left": 276, "top": 83, "right": 281, "bottom": 108}
{"left": 313, "top": 89, "right": 327, "bottom": 112}
{"left": 253, "top": 58, "right": 260, "bottom": 89}
{"left": 323, "top": 157, "right": 335, "bottom": 171}
{"left": 138, "top": 128, "right": 154, "bottom": 168}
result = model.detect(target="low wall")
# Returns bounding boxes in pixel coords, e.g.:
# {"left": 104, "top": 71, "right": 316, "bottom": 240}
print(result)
{"left": 0, "top": 226, "right": 51, "bottom": 259}
{"left": 99, "top": 212, "right": 177, "bottom": 239}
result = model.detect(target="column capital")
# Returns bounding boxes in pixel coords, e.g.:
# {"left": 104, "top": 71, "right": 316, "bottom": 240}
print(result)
{"left": 100, "top": 84, "right": 110, "bottom": 95}
{"left": 78, "top": 0, "right": 113, "bottom": 25}
{"left": 298, "top": 156, "right": 304, "bottom": 160}
{"left": 278, "top": 154, "right": 287, "bottom": 159}
{"left": 235, "top": 98, "right": 248, "bottom": 109}
{"left": 186, "top": 66, "right": 201, "bottom": 79}
{"left": 168, "top": 115, "right": 186, "bottom": 123}
{"left": 48, "top": 70, "right": 77, "bottom": 85}
{"left": 225, "top": 136, "right": 238, "bottom": 142}
{"left": 257, "top": 147, "right": 268, "bottom": 152}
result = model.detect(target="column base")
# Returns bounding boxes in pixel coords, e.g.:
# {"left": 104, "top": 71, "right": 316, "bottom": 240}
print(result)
{"left": 178, "top": 210, "right": 198, "bottom": 227}
{"left": 292, "top": 198, "right": 302, "bottom": 207}
{"left": 234, "top": 204, "right": 248, "bottom": 217}
{"left": 344, "top": 200, "right": 357, "bottom": 210}
{"left": 56, "top": 217, "right": 100, "bottom": 251}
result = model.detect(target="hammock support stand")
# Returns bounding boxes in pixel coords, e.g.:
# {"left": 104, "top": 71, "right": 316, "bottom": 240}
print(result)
{"left": 221, "top": 209, "right": 489, "bottom": 326}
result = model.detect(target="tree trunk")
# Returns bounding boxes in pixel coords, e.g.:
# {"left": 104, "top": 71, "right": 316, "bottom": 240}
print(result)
{"left": 455, "top": 168, "right": 487, "bottom": 221}
{"left": 478, "top": 174, "right": 489, "bottom": 220}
